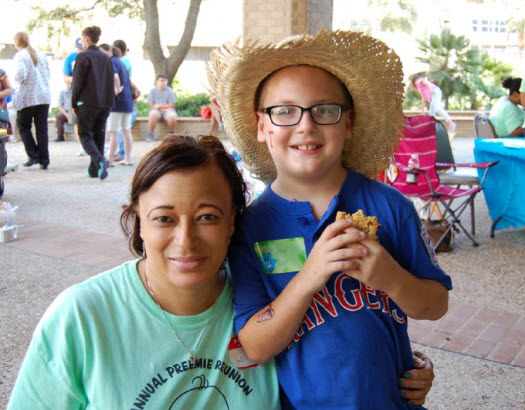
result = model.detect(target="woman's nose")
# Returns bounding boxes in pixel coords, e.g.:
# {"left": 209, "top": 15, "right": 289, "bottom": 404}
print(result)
{"left": 173, "top": 220, "right": 196, "bottom": 246}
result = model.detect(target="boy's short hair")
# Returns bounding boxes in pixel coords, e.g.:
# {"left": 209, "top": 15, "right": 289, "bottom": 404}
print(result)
{"left": 156, "top": 74, "right": 167, "bottom": 81}
{"left": 99, "top": 43, "right": 111, "bottom": 52}
{"left": 113, "top": 39, "right": 127, "bottom": 55}
{"left": 208, "top": 30, "right": 405, "bottom": 184}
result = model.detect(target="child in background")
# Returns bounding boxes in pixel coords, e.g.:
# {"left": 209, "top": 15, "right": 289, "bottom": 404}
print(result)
{"left": 209, "top": 30, "right": 451, "bottom": 409}
{"left": 411, "top": 75, "right": 456, "bottom": 133}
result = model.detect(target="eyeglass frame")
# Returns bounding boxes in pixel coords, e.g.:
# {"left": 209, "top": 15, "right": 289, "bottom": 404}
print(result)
{"left": 258, "top": 103, "right": 351, "bottom": 127}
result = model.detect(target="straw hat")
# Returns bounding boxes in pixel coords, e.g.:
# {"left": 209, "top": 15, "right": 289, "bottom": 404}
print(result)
{"left": 207, "top": 29, "right": 405, "bottom": 184}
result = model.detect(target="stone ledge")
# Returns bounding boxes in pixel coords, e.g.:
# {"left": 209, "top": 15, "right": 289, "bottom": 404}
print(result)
{"left": 45, "top": 116, "right": 225, "bottom": 141}
{"left": 44, "top": 111, "right": 481, "bottom": 141}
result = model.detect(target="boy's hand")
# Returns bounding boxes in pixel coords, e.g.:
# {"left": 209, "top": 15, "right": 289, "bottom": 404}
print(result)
{"left": 398, "top": 351, "right": 434, "bottom": 406}
{"left": 342, "top": 236, "right": 403, "bottom": 294}
{"left": 298, "top": 219, "right": 368, "bottom": 294}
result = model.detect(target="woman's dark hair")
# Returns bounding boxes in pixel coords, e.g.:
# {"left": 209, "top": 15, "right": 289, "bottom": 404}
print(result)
{"left": 502, "top": 77, "right": 522, "bottom": 95}
{"left": 82, "top": 26, "right": 102, "bottom": 45}
{"left": 98, "top": 43, "right": 111, "bottom": 52}
{"left": 120, "top": 135, "right": 247, "bottom": 257}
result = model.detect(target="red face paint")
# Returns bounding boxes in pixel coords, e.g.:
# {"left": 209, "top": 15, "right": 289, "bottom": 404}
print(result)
{"left": 269, "top": 131, "right": 274, "bottom": 148}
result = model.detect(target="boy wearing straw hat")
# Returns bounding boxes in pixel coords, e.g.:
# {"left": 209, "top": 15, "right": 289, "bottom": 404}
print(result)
{"left": 209, "top": 30, "right": 451, "bottom": 408}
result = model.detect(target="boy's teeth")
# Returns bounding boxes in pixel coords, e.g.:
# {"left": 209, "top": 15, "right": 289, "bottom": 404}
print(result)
{"left": 297, "top": 145, "right": 318, "bottom": 150}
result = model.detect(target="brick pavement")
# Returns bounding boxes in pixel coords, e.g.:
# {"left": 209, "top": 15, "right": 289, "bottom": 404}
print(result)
{"left": 4, "top": 216, "right": 524, "bottom": 368}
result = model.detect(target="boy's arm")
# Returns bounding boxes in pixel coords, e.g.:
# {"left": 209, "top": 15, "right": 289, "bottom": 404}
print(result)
{"left": 344, "top": 237, "right": 448, "bottom": 320}
{"left": 238, "top": 220, "right": 366, "bottom": 364}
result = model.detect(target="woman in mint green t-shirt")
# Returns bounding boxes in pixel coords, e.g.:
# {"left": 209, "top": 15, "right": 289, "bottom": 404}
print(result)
{"left": 489, "top": 77, "right": 525, "bottom": 138}
{"left": 8, "top": 135, "right": 281, "bottom": 410}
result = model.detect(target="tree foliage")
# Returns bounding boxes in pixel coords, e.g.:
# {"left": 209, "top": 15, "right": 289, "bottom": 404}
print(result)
{"left": 26, "top": 0, "right": 202, "bottom": 85}
{"left": 416, "top": 28, "right": 472, "bottom": 108}
{"left": 412, "top": 27, "right": 514, "bottom": 110}
{"left": 341, "top": 0, "right": 417, "bottom": 36}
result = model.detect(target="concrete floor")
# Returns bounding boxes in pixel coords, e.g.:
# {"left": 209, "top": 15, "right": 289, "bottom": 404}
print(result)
{"left": 1, "top": 137, "right": 524, "bottom": 409}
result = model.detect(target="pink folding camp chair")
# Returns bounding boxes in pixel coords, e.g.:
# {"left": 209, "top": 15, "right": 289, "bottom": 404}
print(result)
{"left": 388, "top": 115, "right": 498, "bottom": 250}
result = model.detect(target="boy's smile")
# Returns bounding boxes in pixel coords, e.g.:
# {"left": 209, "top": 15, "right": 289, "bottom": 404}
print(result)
{"left": 257, "top": 65, "right": 352, "bottom": 186}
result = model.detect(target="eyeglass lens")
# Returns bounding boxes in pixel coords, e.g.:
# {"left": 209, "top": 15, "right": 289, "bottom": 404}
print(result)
{"left": 268, "top": 104, "right": 343, "bottom": 126}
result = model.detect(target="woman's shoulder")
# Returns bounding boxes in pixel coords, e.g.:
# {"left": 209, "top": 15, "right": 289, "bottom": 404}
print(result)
{"left": 43, "top": 261, "right": 137, "bottom": 320}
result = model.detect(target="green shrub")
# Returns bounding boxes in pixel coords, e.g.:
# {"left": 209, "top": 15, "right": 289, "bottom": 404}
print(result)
{"left": 49, "top": 106, "right": 60, "bottom": 118}
{"left": 136, "top": 98, "right": 150, "bottom": 117}
{"left": 176, "top": 92, "right": 210, "bottom": 117}
{"left": 133, "top": 92, "right": 212, "bottom": 118}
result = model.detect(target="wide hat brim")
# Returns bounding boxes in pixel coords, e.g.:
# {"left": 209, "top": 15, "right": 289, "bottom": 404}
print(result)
{"left": 207, "top": 29, "right": 405, "bottom": 184}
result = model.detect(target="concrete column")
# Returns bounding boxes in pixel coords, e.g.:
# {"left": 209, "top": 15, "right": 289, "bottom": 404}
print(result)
{"left": 243, "top": 0, "right": 332, "bottom": 43}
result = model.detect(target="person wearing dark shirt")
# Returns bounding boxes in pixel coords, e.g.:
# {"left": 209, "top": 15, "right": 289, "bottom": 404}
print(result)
{"left": 99, "top": 44, "right": 134, "bottom": 166}
{"left": 72, "top": 26, "right": 114, "bottom": 180}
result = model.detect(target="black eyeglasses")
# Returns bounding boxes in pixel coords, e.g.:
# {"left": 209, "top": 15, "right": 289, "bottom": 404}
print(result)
{"left": 259, "top": 103, "right": 350, "bottom": 126}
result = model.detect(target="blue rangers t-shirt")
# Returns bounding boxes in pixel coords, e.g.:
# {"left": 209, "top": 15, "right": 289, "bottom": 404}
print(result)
{"left": 228, "top": 169, "right": 452, "bottom": 409}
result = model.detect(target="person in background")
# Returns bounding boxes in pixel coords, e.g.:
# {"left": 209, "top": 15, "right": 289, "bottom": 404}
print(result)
{"left": 0, "top": 68, "right": 14, "bottom": 138}
{"left": 99, "top": 44, "right": 134, "bottom": 166}
{"left": 54, "top": 88, "right": 71, "bottom": 142}
{"left": 209, "top": 30, "right": 448, "bottom": 408}
{"left": 7, "top": 135, "right": 280, "bottom": 409}
{"left": 113, "top": 39, "right": 140, "bottom": 161}
{"left": 63, "top": 38, "right": 84, "bottom": 154}
{"left": 489, "top": 77, "right": 524, "bottom": 138}
{"left": 146, "top": 74, "right": 177, "bottom": 141}
{"left": 411, "top": 75, "right": 456, "bottom": 134}
{"left": 208, "top": 93, "right": 224, "bottom": 136}
{"left": 13, "top": 32, "right": 51, "bottom": 170}
{"left": 72, "top": 26, "right": 114, "bottom": 180}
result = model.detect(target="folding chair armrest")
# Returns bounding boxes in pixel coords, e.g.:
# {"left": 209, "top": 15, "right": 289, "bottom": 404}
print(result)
{"left": 393, "top": 161, "right": 426, "bottom": 176}
{"left": 392, "top": 161, "right": 422, "bottom": 174}
{"left": 478, "top": 160, "right": 499, "bottom": 186}
{"left": 450, "top": 161, "right": 499, "bottom": 169}
{"left": 436, "top": 162, "right": 457, "bottom": 168}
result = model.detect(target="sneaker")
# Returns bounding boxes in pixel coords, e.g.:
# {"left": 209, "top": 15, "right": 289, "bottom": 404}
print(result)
{"left": 54, "top": 136, "right": 65, "bottom": 142}
{"left": 77, "top": 148, "right": 87, "bottom": 156}
{"left": 146, "top": 133, "right": 154, "bottom": 142}
{"left": 98, "top": 159, "right": 109, "bottom": 180}
{"left": 23, "top": 158, "right": 39, "bottom": 167}
{"left": 218, "top": 124, "right": 224, "bottom": 132}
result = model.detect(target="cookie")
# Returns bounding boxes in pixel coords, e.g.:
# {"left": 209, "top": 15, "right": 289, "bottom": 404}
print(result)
{"left": 336, "top": 210, "right": 380, "bottom": 241}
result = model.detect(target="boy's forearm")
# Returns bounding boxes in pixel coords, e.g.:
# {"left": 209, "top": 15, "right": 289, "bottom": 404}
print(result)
{"left": 386, "top": 268, "right": 448, "bottom": 320}
{"left": 238, "top": 274, "right": 314, "bottom": 364}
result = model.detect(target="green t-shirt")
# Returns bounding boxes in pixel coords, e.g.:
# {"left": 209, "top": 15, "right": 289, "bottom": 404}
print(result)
{"left": 8, "top": 260, "right": 280, "bottom": 410}
{"left": 489, "top": 96, "right": 525, "bottom": 137}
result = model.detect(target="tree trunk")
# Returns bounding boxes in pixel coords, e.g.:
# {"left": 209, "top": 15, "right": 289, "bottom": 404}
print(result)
{"left": 143, "top": 0, "right": 203, "bottom": 85}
